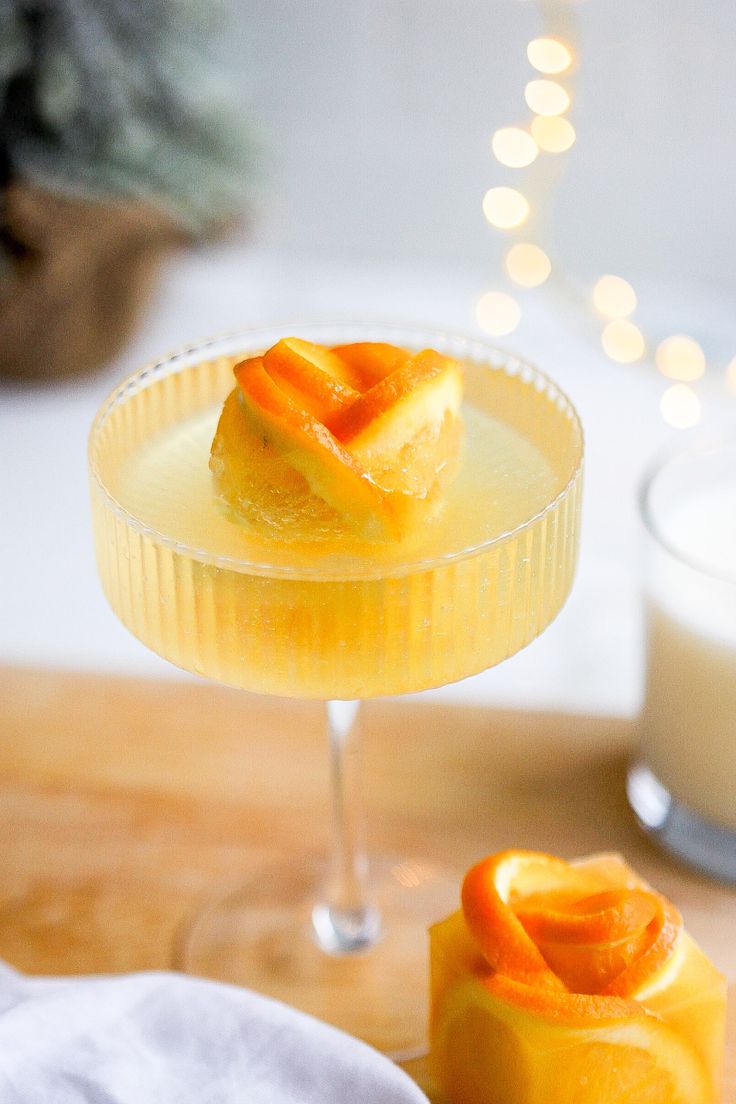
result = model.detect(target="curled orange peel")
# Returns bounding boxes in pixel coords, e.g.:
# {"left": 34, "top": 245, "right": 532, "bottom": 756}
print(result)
{"left": 515, "top": 887, "right": 660, "bottom": 946}
{"left": 461, "top": 849, "right": 684, "bottom": 998}
{"left": 330, "top": 341, "right": 409, "bottom": 389}
{"left": 461, "top": 851, "right": 569, "bottom": 992}
{"left": 261, "top": 338, "right": 361, "bottom": 423}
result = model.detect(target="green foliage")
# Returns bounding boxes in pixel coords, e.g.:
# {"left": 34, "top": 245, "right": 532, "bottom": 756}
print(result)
{"left": 0, "top": 0, "right": 257, "bottom": 235}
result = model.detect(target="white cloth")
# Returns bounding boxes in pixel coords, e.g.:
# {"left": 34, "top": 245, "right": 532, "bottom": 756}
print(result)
{"left": 0, "top": 963, "right": 428, "bottom": 1103}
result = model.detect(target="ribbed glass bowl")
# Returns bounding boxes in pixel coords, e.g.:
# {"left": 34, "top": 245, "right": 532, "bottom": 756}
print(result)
{"left": 88, "top": 323, "right": 583, "bottom": 699}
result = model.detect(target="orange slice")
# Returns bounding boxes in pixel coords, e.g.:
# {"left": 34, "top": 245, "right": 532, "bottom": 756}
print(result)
{"left": 430, "top": 850, "right": 726, "bottom": 1104}
{"left": 635, "top": 931, "right": 728, "bottom": 1094}
{"left": 433, "top": 973, "right": 713, "bottom": 1104}
{"left": 226, "top": 357, "right": 396, "bottom": 540}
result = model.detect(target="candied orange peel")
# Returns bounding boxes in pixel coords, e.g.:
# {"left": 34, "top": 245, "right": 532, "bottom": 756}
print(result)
{"left": 430, "top": 849, "right": 727, "bottom": 1104}
{"left": 209, "top": 337, "right": 463, "bottom": 541}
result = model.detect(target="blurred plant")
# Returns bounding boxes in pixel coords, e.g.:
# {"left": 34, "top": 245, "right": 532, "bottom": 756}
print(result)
{"left": 0, "top": 0, "right": 257, "bottom": 380}
{"left": 0, "top": 0, "right": 255, "bottom": 234}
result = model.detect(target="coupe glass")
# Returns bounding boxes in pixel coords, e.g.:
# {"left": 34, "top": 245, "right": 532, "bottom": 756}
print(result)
{"left": 88, "top": 322, "right": 583, "bottom": 1055}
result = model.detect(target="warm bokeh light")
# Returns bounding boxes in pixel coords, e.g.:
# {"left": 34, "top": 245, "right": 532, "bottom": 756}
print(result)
{"left": 727, "top": 358, "right": 736, "bottom": 393}
{"left": 601, "top": 319, "right": 645, "bottom": 364}
{"left": 660, "top": 384, "right": 702, "bottom": 429}
{"left": 524, "top": 79, "right": 570, "bottom": 116}
{"left": 655, "top": 335, "right": 706, "bottom": 381}
{"left": 505, "top": 242, "right": 551, "bottom": 287}
{"left": 491, "top": 127, "right": 538, "bottom": 168}
{"left": 482, "top": 186, "right": 529, "bottom": 229}
{"left": 475, "top": 291, "right": 521, "bottom": 336}
{"left": 527, "top": 37, "right": 573, "bottom": 75}
{"left": 531, "top": 115, "right": 576, "bottom": 152}
{"left": 593, "top": 274, "right": 637, "bottom": 319}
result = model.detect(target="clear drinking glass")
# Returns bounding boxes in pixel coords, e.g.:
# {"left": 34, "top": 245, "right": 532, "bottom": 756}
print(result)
{"left": 628, "top": 434, "right": 736, "bottom": 883}
{"left": 88, "top": 322, "right": 583, "bottom": 1054}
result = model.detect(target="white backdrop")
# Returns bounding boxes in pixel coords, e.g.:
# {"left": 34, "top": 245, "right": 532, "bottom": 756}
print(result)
{"left": 2, "top": 0, "right": 735, "bottom": 717}
{"left": 234, "top": 5, "right": 734, "bottom": 256}
{"left": 235, "top": 1, "right": 736, "bottom": 349}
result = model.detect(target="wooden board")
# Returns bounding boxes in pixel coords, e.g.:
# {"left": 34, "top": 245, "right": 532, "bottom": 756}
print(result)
{"left": 0, "top": 665, "right": 733, "bottom": 1099}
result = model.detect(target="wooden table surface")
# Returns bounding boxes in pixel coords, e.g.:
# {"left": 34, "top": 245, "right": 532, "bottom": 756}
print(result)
{"left": 0, "top": 665, "right": 733, "bottom": 1099}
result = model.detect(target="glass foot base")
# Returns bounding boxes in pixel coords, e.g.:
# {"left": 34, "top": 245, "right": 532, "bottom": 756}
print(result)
{"left": 178, "top": 855, "right": 460, "bottom": 1058}
{"left": 627, "top": 762, "right": 736, "bottom": 883}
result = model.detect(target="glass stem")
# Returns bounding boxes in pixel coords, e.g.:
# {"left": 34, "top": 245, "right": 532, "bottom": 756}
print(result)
{"left": 311, "top": 699, "right": 382, "bottom": 955}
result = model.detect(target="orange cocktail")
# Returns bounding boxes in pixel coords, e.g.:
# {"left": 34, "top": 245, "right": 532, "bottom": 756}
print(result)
{"left": 90, "top": 328, "right": 581, "bottom": 700}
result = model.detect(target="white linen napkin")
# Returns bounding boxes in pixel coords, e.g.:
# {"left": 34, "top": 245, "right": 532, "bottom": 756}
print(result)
{"left": 0, "top": 962, "right": 429, "bottom": 1103}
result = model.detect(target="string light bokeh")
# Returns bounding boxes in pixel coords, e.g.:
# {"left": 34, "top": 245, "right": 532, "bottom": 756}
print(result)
{"left": 477, "top": 2, "right": 735, "bottom": 428}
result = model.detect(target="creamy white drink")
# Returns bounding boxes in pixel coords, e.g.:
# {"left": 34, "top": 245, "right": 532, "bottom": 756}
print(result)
{"left": 641, "top": 482, "right": 736, "bottom": 830}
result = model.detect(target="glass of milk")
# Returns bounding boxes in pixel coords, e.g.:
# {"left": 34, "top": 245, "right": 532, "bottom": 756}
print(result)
{"left": 628, "top": 435, "right": 736, "bottom": 882}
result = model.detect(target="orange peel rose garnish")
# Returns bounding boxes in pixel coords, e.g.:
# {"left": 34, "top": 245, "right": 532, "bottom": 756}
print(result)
{"left": 430, "top": 849, "right": 727, "bottom": 1104}
{"left": 210, "top": 337, "right": 464, "bottom": 541}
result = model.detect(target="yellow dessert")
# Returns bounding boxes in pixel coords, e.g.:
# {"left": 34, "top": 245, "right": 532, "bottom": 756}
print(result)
{"left": 210, "top": 337, "right": 464, "bottom": 542}
{"left": 430, "top": 850, "right": 726, "bottom": 1104}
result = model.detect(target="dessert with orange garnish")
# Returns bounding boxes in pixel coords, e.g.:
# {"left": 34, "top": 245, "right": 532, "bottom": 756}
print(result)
{"left": 430, "top": 850, "right": 726, "bottom": 1104}
{"left": 210, "top": 336, "right": 464, "bottom": 542}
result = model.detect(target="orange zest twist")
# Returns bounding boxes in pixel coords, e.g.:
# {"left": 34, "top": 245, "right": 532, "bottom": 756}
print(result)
{"left": 210, "top": 336, "right": 464, "bottom": 541}
{"left": 430, "top": 850, "right": 727, "bottom": 1104}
